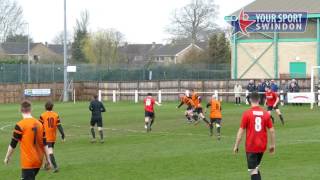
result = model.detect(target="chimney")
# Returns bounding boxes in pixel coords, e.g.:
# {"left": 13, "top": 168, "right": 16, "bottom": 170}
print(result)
{"left": 152, "top": 42, "right": 156, "bottom": 48}
{"left": 45, "top": 42, "right": 48, "bottom": 47}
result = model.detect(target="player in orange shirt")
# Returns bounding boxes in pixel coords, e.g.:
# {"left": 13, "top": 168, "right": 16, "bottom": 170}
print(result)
{"left": 177, "top": 94, "right": 195, "bottom": 123}
{"left": 205, "top": 95, "right": 222, "bottom": 140}
{"left": 40, "top": 101, "right": 65, "bottom": 172}
{"left": 4, "top": 101, "right": 52, "bottom": 180}
{"left": 191, "top": 89, "right": 210, "bottom": 126}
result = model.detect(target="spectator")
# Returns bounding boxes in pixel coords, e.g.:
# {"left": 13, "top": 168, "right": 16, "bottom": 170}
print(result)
{"left": 289, "top": 81, "right": 302, "bottom": 106}
{"left": 257, "top": 79, "right": 267, "bottom": 105}
{"left": 279, "top": 80, "right": 289, "bottom": 104}
{"left": 270, "top": 79, "right": 279, "bottom": 92}
{"left": 234, "top": 83, "right": 242, "bottom": 105}
{"left": 246, "top": 80, "right": 256, "bottom": 105}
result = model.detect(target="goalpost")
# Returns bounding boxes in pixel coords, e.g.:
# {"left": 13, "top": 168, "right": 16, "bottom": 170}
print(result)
{"left": 310, "top": 66, "right": 320, "bottom": 109}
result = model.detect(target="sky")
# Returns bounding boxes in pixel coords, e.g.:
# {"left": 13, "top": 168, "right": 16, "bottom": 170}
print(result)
{"left": 17, "top": 0, "right": 254, "bottom": 44}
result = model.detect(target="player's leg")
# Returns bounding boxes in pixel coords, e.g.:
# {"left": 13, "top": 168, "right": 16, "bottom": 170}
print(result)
{"left": 149, "top": 113, "right": 155, "bottom": 131}
{"left": 97, "top": 118, "right": 104, "bottom": 143}
{"left": 90, "top": 118, "right": 96, "bottom": 142}
{"left": 209, "top": 118, "right": 214, "bottom": 136}
{"left": 246, "top": 153, "right": 262, "bottom": 180}
{"left": 216, "top": 119, "right": 222, "bottom": 140}
{"left": 267, "top": 107, "right": 275, "bottom": 124}
{"left": 145, "top": 112, "right": 152, "bottom": 132}
{"left": 47, "top": 142, "right": 59, "bottom": 172}
{"left": 184, "top": 110, "right": 191, "bottom": 122}
{"left": 275, "top": 107, "right": 284, "bottom": 125}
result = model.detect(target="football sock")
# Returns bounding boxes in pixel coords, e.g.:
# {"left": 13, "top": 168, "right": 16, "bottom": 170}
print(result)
{"left": 209, "top": 123, "right": 213, "bottom": 135}
{"left": 90, "top": 128, "right": 96, "bottom": 139}
{"left": 251, "top": 174, "right": 261, "bottom": 180}
{"left": 150, "top": 119, "right": 154, "bottom": 126}
{"left": 217, "top": 126, "right": 221, "bottom": 134}
{"left": 271, "top": 116, "right": 275, "bottom": 124}
{"left": 49, "top": 154, "right": 58, "bottom": 169}
{"left": 99, "top": 130, "right": 104, "bottom": 140}
{"left": 279, "top": 115, "right": 284, "bottom": 125}
{"left": 185, "top": 115, "right": 191, "bottom": 121}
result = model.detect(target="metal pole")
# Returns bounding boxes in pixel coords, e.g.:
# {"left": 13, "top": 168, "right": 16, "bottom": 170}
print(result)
{"left": 63, "top": 0, "right": 68, "bottom": 102}
{"left": 27, "top": 23, "right": 31, "bottom": 82}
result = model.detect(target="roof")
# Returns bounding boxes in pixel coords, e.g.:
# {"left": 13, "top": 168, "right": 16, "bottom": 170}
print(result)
{"left": 153, "top": 43, "right": 205, "bottom": 56}
{"left": 118, "top": 43, "right": 162, "bottom": 57}
{"left": 0, "top": 42, "right": 40, "bottom": 55}
{"left": 48, "top": 44, "right": 64, "bottom": 55}
{"left": 230, "top": 0, "right": 320, "bottom": 16}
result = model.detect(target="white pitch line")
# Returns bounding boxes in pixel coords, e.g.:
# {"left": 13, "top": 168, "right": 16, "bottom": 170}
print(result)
{"left": 0, "top": 124, "right": 13, "bottom": 131}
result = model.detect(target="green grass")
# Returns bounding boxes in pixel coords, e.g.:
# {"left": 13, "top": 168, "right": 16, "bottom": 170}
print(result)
{"left": 0, "top": 101, "right": 320, "bottom": 180}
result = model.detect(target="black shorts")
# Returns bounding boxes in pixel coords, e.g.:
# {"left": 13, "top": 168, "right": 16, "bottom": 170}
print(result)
{"left": 246, "top": 152, "right": 264, "bottom": 170}
{"left": 47, "top": 142, "right": 55, "bottom": 148}
{"left": 194, "top": 107, "right": 203, "bottom": 114}
{"left": 22, "top": 168, "right": 40, "bottom": 180}
{"left": 90, "top": 117, "right": 103, "bottom": 127}
{"left": 145, "top": 111, "right": 155, "bottom": 118}
{"left": 267, "top": 105, "right": 279, "bottom": 111}
{"left": 186, "top": 105, "right": 192, "bottom": 111}
{"left": 210, "top": 118, "right": 222, "bottom": 124}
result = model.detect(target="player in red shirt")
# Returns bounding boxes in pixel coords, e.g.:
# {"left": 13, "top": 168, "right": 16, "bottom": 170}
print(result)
{"left": 233, "top": 92, "right": 276, "bottom": 180}
{"left": 144, "top": 93, "right": 161, "bottom": 132}
{"left": 265, "top": 86, "right": 284, "bottom": 125}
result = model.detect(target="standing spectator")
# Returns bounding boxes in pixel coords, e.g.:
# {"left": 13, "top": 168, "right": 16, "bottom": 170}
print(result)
{"left": 234, "top": 83, "right": 242, "bottom": 105}
{"left": 257, "top": 79, "right": 267, "bottom": 105}
{"left": 270, "top": 80, "right": 279, "bottom": 92}
{"left": 246, "top": 80, "right": 256, "bottom": 105}
{"left": 279, "top": 80, "right": 289, "bottom": 105}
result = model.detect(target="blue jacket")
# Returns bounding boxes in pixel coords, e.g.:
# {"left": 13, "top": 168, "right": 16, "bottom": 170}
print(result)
{"left": 271, "top": 83, "right": 279, "bottom": 92}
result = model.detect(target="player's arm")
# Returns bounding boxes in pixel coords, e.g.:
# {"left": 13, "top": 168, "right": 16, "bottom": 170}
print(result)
{"left": 269, "top": 127, "right": 276, "bottom": 154}
{"left": 155, "top": 101, "right": 161, "bottom": 106}
{"left": 4, "top": 125, "right": 22, "bottom": 164}
{"left": 273, "top": 95, "right": 279, "bottom": 107}
{"left": 233, "top": 128, "right": 245, "bottom": 154}
{"left": 39, "top": 115, "right": 44, "bottom": 124}
{"left": 89, "top": 102, "right": 93, "bottom": 111}
{"left": 100, "top": 103, "right": 106, "bottom": 112}
{"left": 205, "top": 103, "right": 211, "bottom": 114}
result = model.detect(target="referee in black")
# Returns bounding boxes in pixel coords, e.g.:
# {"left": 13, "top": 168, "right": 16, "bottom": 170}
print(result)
{"left": 89, "top": 94, "right": 106, "bottom": 143}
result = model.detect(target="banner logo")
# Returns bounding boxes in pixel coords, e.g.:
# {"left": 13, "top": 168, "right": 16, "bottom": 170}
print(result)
{"left": 229, "top": 10, "right": 308, "bottom": 36}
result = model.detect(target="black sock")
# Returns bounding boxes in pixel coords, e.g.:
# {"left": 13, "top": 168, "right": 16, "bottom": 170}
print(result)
{"left": 91, "top": 128, "right": 96, "bottom": 139}
{"left": 150, "top": 119, "right": 154, "bottom": 126}
{"left": 202, "top": 118, "right": 209, "bottom": 125}
{"left": 251, "top": 174, "right": 261, "bottom": 180}
{"left": 49, "top": 154, "right": 58, "bottom": 169}
{"left": 185, "top": 115, "right": 191, "bottom": 121}
{"left": 99, "top": 130, "right": 104, "bottom": 140}
{"left": 209, "top": 123, "right": 213, "bottom": 134}
{"left": 279, "top": 115, "right": 284, "bottom": 124}
{"left": 217, "top": 127, "right": 221, "bottom": 135}
{"left": 271, "top": 116, "right": 275, "bottom": 124}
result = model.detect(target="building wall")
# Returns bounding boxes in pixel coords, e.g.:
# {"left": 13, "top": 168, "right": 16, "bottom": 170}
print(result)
{"left": 31, "top": 44, "right": 63, "bottom": 63}
{"left": 237, "top": 42, "right": 275, "bottom": 79}
{"left": 278, "top": 42, "right": 317, "bottom": 77}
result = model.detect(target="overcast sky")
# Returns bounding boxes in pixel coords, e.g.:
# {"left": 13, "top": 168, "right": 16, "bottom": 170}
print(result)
{"left": 17, "top": 0, "right": 254, "bottom": 44}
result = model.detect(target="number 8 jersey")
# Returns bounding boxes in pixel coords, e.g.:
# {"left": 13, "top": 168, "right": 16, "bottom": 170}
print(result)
{"left": 240, "top": 106, "right": 273, "bottom": 153}
{"left": 40, "top": 111, "right": 61, "bottom": 143}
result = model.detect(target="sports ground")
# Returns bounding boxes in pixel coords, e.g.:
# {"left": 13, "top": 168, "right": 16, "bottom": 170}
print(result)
{"left": 0, "top": 101, "right": 319, "bottom": 180}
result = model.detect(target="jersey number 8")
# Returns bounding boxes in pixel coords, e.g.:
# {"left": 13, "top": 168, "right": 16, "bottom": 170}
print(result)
{"left": 146, "top": 99, "right": 151, "bottom": 106}
{"left": 255, "top": 117, "right": 262, "bottom": 132}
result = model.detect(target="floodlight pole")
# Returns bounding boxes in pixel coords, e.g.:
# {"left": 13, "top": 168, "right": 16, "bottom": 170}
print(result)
{"left": 63, "top": 0, "right": 68, "bottom": 102}
{"left": 27, "top": 23, "right": 31, "bottom": 82}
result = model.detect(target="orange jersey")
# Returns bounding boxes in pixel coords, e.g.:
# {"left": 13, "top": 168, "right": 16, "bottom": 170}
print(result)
{"left": 40, "top": 111, "right": 61, "bottom": 143}
{"left": 208, "top": 99, "right": 222, "bottom": 119}
{"left": 181, "top": 96, "right": 194, "bottom": 107}
{"left": 13, "top": 118, "right": 45, "bottom": 169}
{"left": 191, "top": 92, "right": 201, "bottom": 108}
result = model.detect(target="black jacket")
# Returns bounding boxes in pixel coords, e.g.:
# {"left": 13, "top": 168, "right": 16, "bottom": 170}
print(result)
{"left": 89, "top": 100, "right": 106, "bottom": 118}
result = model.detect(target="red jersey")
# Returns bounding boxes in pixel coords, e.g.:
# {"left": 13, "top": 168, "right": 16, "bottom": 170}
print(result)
{"left": 144, "top": 96, "right": 156, "bottom": 112}
{"left": 240, "top": 106, "right": 273, "bottom": 153}
{"left": 265, "top": 91, "right": 278, "bottom": 106}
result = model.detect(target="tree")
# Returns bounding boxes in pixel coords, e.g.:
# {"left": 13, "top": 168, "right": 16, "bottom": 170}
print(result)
{"left": 208, "top": 32, "right": 231, "bottom": 64}
{"left": 167, "top": 0, "right": 218, "bottom": 43}
{"left": 0, "top": 0, "right": 24, "bottom": 42}
{"left": 52, "top": 31, "right": 72, "bottom": 45}
{"left": 84, "top": 29, "right": 124, "bottom": 67}
{"left": 72, "top": 10, "right": 90, "bottom": 63}
{"left": 5, "top": 33, "right": 33, "bottom": 43}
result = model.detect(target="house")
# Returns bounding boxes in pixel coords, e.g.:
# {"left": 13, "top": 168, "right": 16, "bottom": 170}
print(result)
{"left": 152, "top": 43, "right": 205, "bottom": 64}
{"left": 0, "top": 42, "right": 66, "bottom": 63}
{"left": 225, "top": 0, "right": 320, "bottom": 79}
{"left": 118, "top": 43, "right": 162, "bottom": 64}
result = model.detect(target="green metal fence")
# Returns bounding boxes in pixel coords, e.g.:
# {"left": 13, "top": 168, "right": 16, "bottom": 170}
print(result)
{"left": 0, "top": 63, "right": 230, "bottom": 83}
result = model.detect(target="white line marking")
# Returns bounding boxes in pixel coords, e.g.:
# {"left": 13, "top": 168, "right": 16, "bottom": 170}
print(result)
{"left": 0, "top": 124, "right": 13, "bottom": 131}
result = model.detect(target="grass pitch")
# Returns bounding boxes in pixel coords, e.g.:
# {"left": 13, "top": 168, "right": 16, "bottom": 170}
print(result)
{"left": 0, "top": 101, "right": 319, "bottom": 180}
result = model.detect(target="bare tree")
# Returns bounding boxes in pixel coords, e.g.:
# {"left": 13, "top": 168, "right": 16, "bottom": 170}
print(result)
{"left": 52, "top": 31, "right": 72, "bottom": 45}
{"left": 167, "top": 0, "right": 218, "bottom": 43}
{"left": 0, "top": 0, "right": 24, "bottom": 42}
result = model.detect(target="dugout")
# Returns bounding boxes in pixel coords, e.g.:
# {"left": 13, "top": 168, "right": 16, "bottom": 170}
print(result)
{"left": 225, "top": 0, "right": 320, "bottom": 79}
